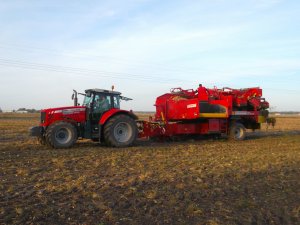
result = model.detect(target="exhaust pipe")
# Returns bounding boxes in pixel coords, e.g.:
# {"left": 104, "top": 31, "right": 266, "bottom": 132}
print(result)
{"left": 72, "top": 90, "right": 78, "bottom": 106}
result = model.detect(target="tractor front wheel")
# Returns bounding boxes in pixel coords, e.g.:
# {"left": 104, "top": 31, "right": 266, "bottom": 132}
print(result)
{"left": 104, "top": 114, "right": 137, "bottom": 147}
{"left": 229, "top": 122, "right": 246, "bottom": 141}
{"left": 46, "top": 122, "right": 77, "bottom": 148}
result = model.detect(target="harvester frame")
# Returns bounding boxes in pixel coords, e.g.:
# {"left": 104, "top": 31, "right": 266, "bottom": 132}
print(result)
{"left": 137, "top": 84, "right": 269, "bottom": 141}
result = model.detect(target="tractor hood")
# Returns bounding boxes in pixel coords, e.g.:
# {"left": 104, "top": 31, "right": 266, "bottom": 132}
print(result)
{"left": 40, "top": 106, "right": 87, "bottom": 126}
{"left": 41, "top": 106, "right": 86, "bottom": 114}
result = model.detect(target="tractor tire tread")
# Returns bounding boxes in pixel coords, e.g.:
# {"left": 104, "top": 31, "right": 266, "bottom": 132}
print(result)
{"left": 104, "top": 114, "right": 137, "bottom": 147}
{"left": 46, "top": 121, "right": 77, "bottom": 148}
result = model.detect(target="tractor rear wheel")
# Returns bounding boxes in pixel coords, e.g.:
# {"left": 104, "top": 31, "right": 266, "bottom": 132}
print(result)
{"left": 46, "top": 122, "right": 77, "bottom": 148}
{"left": 229, "top": 122, "right": 246, "bottom": 141}
{"left": 104, "top": 114, "right": 137, "bottom": 147}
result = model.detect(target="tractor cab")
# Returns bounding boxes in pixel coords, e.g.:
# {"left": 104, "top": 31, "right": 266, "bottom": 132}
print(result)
{"left": 81, "top": 89, "right": 122, "bottom": 138}
{"left": 82, "top": 89, "right": 121, "bottom": 112}
{"left": 71, "top": 88, "right": 136, "bottom": 145}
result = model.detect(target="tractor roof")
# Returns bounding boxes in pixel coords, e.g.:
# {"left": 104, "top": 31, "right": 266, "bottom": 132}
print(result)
{"left": 85, "top": 88, "right": 121, "bottom": 95}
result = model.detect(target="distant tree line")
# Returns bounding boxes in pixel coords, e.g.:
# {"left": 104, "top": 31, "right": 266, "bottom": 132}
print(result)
{"left": 16, "top": 108, "right": 40, "bottom": 113}
{"left": 0, "top": 108, "right": 40, "bottom": 113}
{"left": 272, "top": 111, "right": 300, "bottom": 114}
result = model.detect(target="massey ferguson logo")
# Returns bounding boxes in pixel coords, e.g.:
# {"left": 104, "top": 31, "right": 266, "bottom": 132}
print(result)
{"left": 53, "top": 108, "right": 85, "bottom": 114}
{"left": 62, "top": 108, "right": 85, "bottom": 114}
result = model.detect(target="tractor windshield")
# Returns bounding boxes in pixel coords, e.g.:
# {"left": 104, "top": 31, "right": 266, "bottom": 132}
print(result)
{"left": 83, "top": 94, "right": 93, "bottom": 107}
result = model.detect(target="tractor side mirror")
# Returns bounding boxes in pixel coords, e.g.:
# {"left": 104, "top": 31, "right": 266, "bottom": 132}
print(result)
{"left": 120, "top": 96, "right": 133, "bottom": 101}
{"left": 71, "top": 93, "right": 74, "bottom": 100}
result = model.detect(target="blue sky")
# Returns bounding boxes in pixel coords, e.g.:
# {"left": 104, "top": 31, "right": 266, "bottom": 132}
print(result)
{"left": 0, "top": 0, "right": 299, "bottom": 111}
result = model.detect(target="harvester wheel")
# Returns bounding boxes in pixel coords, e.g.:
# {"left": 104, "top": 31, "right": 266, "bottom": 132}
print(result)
{"left": 229, "top": 122, "right": 246, "bottom": 141}
{"left": 46, "top": 122, "right": 77, "bottom": 148}
{"left": 104, "top": 114, "right": 137, "bottom": 147}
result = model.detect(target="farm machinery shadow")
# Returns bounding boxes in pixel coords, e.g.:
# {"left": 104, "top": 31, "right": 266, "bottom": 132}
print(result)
{"left": 245, "top": 130, "right": 300, "bottom": 140}
{"left": 74, "top": 129, "right": 300, "bottom": 149}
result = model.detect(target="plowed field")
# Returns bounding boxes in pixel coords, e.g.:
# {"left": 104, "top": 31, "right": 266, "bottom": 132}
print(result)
{"left": 0, "top": 113, "right": 300, "bottom": 224}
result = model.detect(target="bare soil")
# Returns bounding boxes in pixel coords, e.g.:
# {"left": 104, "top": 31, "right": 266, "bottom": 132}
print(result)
{"left": 0, "top": 113, "right": 300, "bottom": 224}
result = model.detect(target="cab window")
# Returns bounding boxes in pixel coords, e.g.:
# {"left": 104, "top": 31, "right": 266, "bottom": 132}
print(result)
{"left": 113, "top": 96, "right": 120, "bottom": 109}
{"left": 94, "top": 94, "right": 111, "bottom": 112}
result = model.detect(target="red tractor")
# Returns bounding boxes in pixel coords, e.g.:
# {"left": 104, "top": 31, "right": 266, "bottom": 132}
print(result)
{"left": 30, "top": 84, "right": 270, "bottom": 148}
{"left": 30, "top": 89, "right": 138, "bottom": 148}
